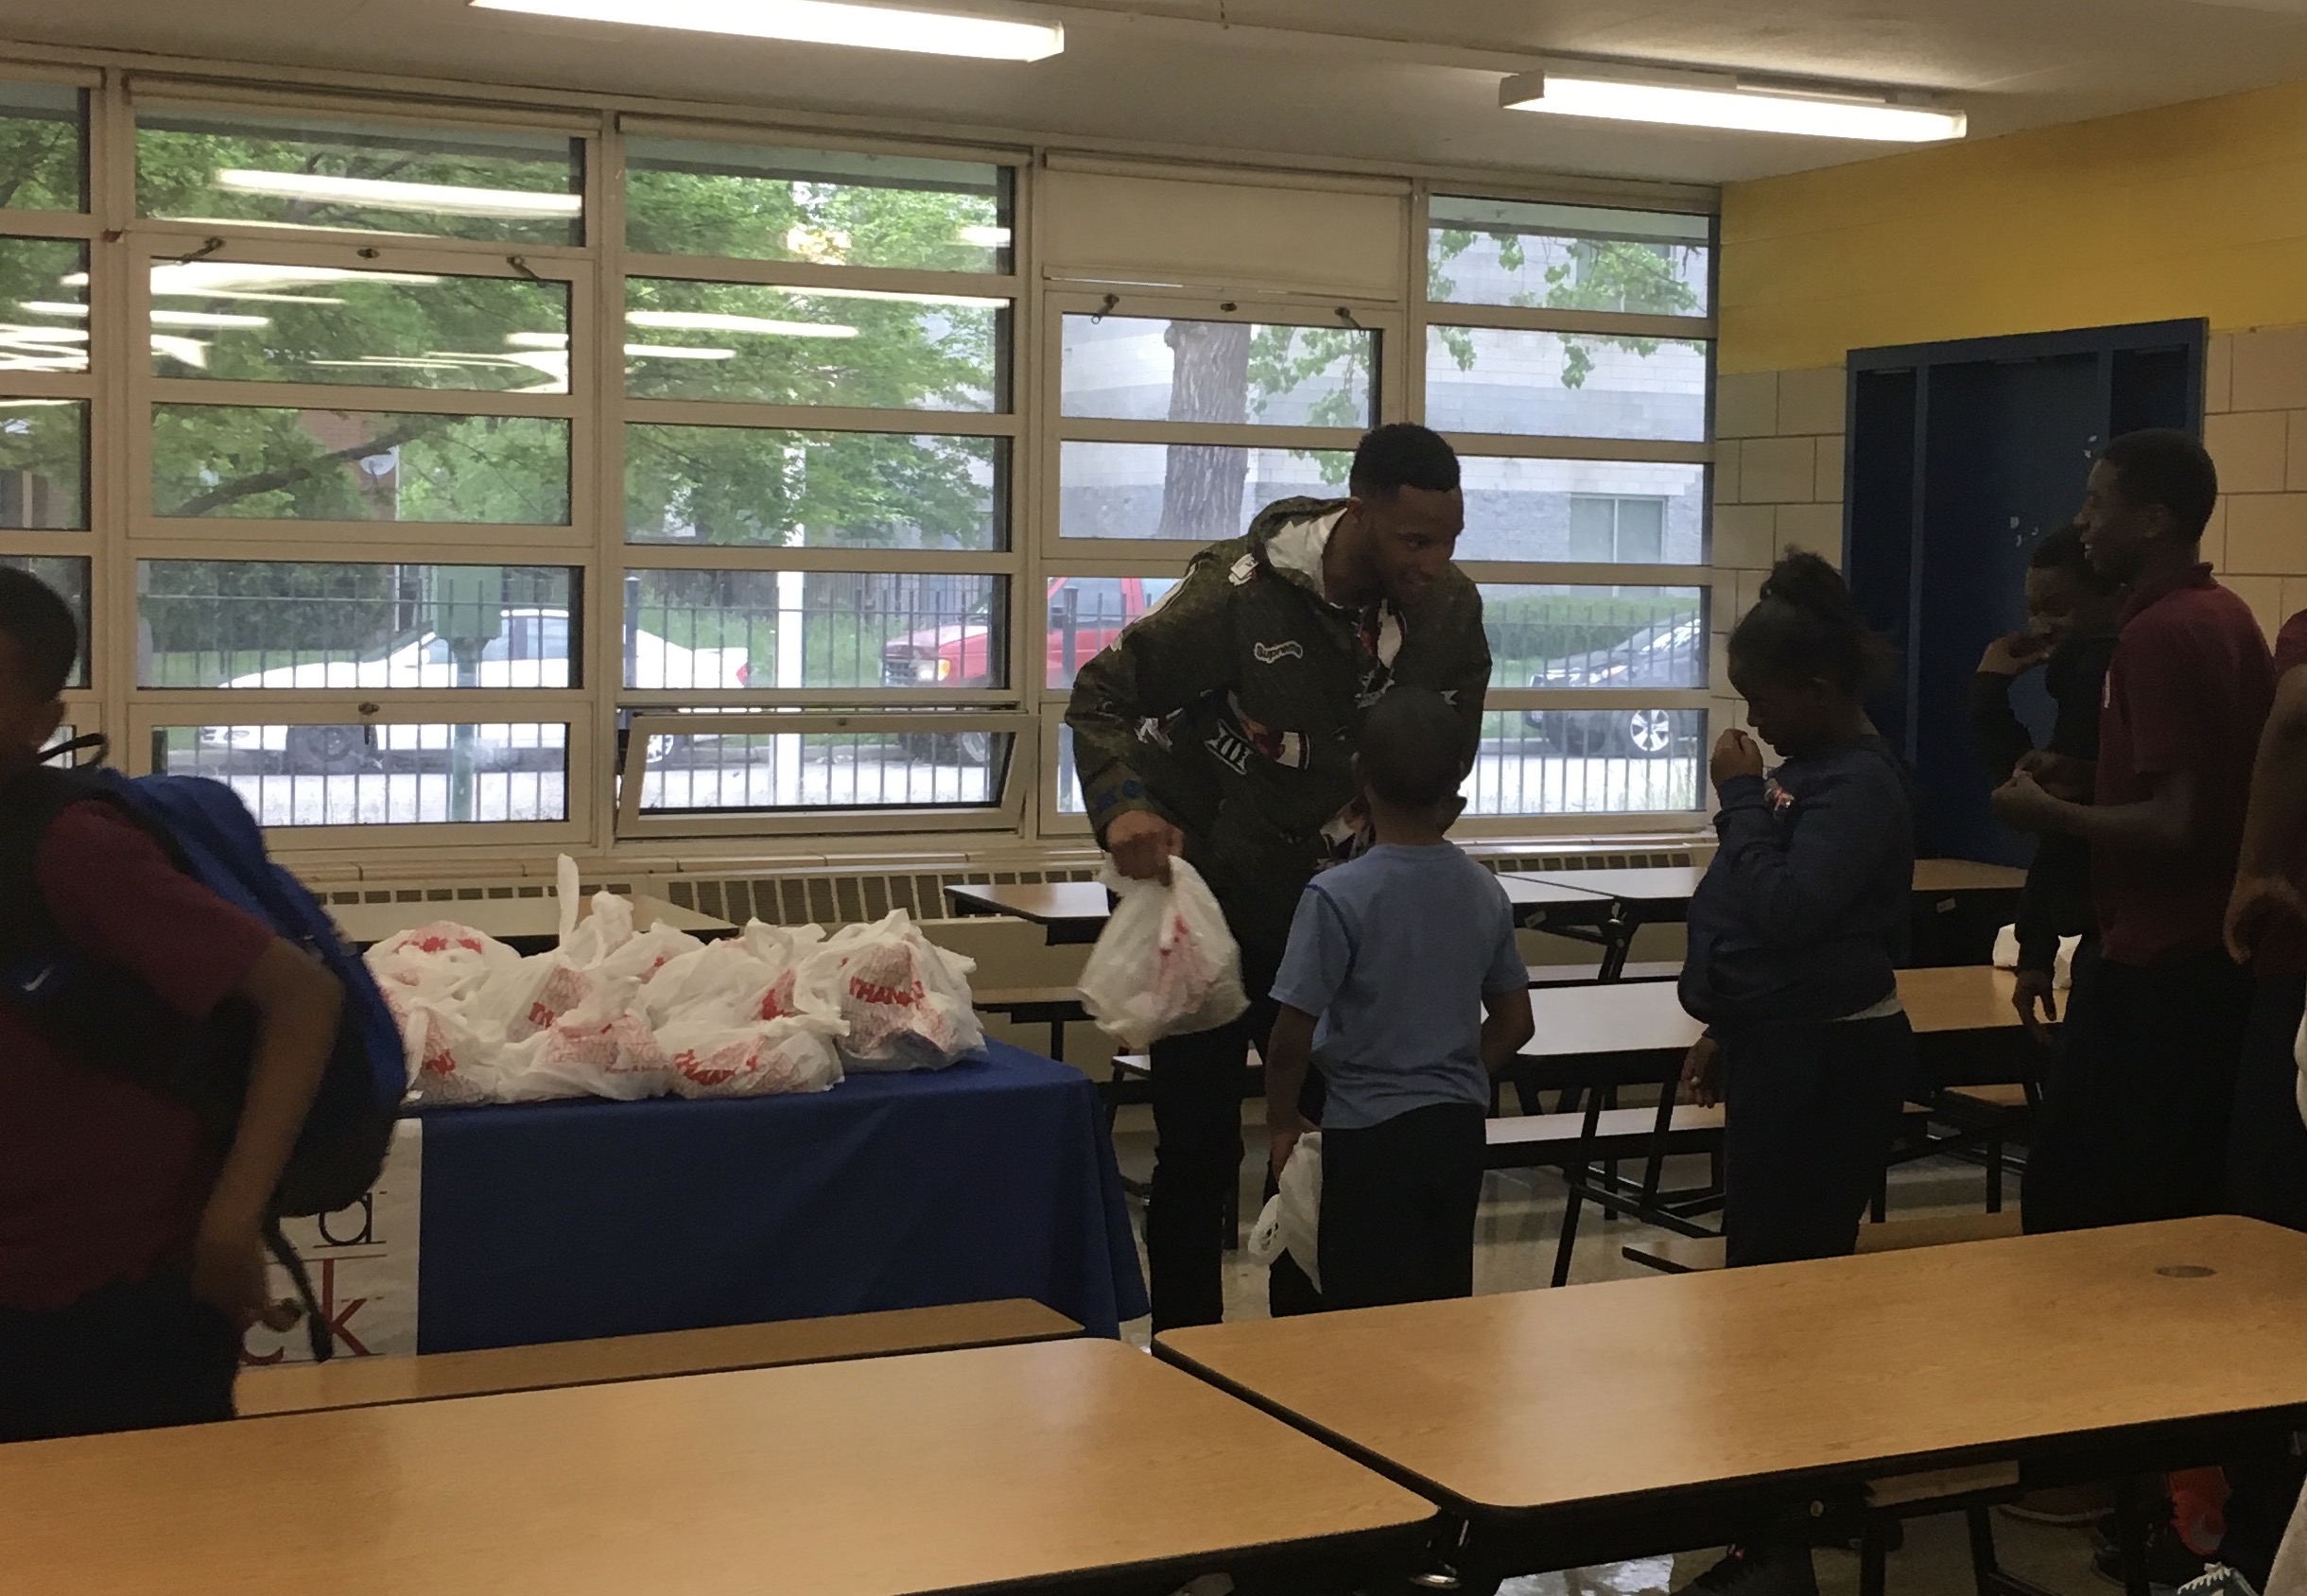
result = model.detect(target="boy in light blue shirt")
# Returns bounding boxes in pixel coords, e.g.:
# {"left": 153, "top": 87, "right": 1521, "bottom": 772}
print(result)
{"left": 1265, "top": 686, "right": 1534, "bottom": 1310}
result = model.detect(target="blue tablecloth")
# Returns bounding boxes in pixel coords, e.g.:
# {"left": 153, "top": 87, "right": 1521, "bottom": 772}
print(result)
{"left": 413, "top": 1042, "right": 1146, "bottom": 1351}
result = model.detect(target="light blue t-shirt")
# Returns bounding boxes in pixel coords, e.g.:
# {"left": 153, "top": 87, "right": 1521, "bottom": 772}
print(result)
{"left": 1269, "top": 842, "right": 1529, "bottom": 1132}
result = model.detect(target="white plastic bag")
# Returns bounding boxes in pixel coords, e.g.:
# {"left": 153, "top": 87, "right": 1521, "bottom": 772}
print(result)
{"left": 802, "top": 910, "right": 983, "bottom": 1071}
{"left": 1077, "top": 860, "right": 1249, "bottom": 1050}
{"left": 1245, "top": 1132, "right": 1322, "bottom": 1292}
{"left": 1989, "top": 923, "right": 2080, "bottom": 990}
{"left": 659, "top": 1012, "right": 846, "bottom": 1099}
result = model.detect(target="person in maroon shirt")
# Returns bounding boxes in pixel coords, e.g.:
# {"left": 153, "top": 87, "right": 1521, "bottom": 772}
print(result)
{"left": 1995, "top": 428, "right": 2273, "bottom": 1234}
{"left": 0, "top": 569, "right": 342, "bottom": 1442}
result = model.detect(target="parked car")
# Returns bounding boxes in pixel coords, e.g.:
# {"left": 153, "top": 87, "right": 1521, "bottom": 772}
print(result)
{"left": 879, "top": 576, "right": 1176, "bottom": 762}
{"left": 200, "top": 608, "right": 749, "bottom": 772}
{"left": 1522, "top": 616, "right": 1705, "bottom": 758}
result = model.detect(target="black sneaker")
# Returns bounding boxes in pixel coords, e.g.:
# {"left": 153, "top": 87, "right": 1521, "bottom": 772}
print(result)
{"left": 2092, "top": 1523, "right": 2211, "bottom": 1593}
{"left": 2176, "top": 1568, "right": 2262, "bottom": 1596}
{"left": 1675, "top": 1546, "right": 1821, "bottom": 1596}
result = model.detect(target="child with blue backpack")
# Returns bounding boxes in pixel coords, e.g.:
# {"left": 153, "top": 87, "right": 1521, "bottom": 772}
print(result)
{"left": 0, "top": 568, "right": 344, "bottom": 1441}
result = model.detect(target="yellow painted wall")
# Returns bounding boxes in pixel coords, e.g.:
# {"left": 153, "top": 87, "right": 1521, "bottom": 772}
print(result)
{"left": 1721, "top": 76, "right": 2307, "bottom": 373}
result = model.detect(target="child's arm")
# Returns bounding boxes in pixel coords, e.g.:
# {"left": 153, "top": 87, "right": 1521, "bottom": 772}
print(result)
{"left": 191, "top": 938, "right": 342, "bottom": 1329}
{"left": 1478, "top": 987, "right": 1535, "bottom": 1076}
{"left": 2229, "top": 665, "right": 2307, "bottom": 963}
{"left": 1264, "top": 1005, "right": 1319, "bottom": 1171}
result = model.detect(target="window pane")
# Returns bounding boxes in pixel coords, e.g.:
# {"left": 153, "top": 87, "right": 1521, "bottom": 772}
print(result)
{"left": 626, "top": 138, "right": 1010, "bottom": 272}
{"left": 1566, "top": 497, "right": 1614, "bottom": 564}
{"left": 1618, "top": 497, "right": 1666, "bottom": 564}
{"left": 152, "top": 407, "right": 571, "bottom": 524}
{"left": 1464, "top": 708, "right": 1704, "bottom": 816}
{"left": 150, "top": 260, "right": 570, "bottom": 393}
{"left": 1061, "top": 315, "right": 1374, "bottom": 427}
{"left": 627, "top": 569, "right": 1006, "bottom": 692}
{"left": 0, "top": 398, "right": 87, "bottom": 528}
{"left": 1058, "top": 441, "right": 1353, "bottom": 542}
{"left": 623, "top": 278, "right": 1004, "bottom": 410}
{"left": 1457, "top": 458, "right": 1705, "bottom": 564}
{"left": 633, "top": 726, "right": 1010, "bottom": 813}
{"left": 1426, "top": 327, "right": 1707, "bottom": 442}
{"left": 0, "top": 83, "right": 86, "bottom": 213}
{"left": 1480, "top": 585, "right": 1706, "bottom": 693}
{"left": 627, "top": 425, "right": 1003, "bottom": 550}
{"left": 1429, "top": 197, "right": 1709, "bottom": 315}
{"left": 0, "top": 553, "right": 88, "bottom": 686}
{"left": 136, "top": 110, "right": 581, "bottom": 245}
{"left": 0, "top": 237, "right": 88, "bottom": 373}
{"left": 1044, "top": 574, "right": 1181, "bottom": 688}
{"left": 138, "top": 562, "right": 575, "bottom": 688}
{"left": 154, "top": 723, "right": 569, "bottom": 824}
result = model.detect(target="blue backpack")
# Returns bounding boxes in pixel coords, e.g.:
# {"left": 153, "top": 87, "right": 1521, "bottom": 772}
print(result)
{"left": 0, "top": 746, "right": 406, "bottom": 1360}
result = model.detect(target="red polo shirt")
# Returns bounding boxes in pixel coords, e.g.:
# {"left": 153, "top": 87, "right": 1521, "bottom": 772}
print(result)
{"left": 2092, "top": 564, "right": 2275, "bottom": 965}
{"left": 0, "top": 802, "right": 273, "bottom": 1311}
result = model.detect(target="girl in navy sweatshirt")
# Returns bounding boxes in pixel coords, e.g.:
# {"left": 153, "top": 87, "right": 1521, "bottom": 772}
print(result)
{"left": 1682, "top": 550, "right": 1919, "bottom": 1264}
{"left": 1672, "top": 553, "right": 1918, "bottom": 1596}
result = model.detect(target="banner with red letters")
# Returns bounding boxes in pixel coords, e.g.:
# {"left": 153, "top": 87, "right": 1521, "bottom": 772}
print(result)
{"left": 239, "top": 1118, "right": 421, "bottom": 1365}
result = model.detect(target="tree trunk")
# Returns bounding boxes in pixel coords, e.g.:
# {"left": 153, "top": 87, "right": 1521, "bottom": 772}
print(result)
{"left": 1157, "top": 319, "right": 1252, "bottom": 542}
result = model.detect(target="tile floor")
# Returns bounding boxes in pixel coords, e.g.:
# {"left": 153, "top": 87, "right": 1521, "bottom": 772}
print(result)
{"left": 1109, "top": 1106, "right": 2118, "bottom": 1596}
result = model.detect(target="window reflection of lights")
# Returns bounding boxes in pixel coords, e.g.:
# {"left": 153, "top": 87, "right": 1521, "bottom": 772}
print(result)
{"left": 504, "top": 332, "right": 570, "bottom": 349}
{"left": 0, "top": 398, "right": 75, "bottom": 408}
{"left": 149, "top": 336, "right": 209, "bottom": 368}
{"left": 0, "top": 325, "right": 89, "bottom": 343}
{"left": 127, "top": 263, "right": 441, "bottom": 298}
{"left": 752, "top": 283, "right": 1005, "bottom": 308}
{"left": 150, "top": 309, "right": 272, "bottom": 329}
{"left": 17, "top": 301, "right": 87, "bottom": 318}
{"left": 212, "top": 169, "right": 584, "bottom": 219}
{"left": 955, "top": 225, "right": 1011, "bottom": 248}
{"left": 625, "top": 309, "right": 859, "bottom": 338}
{"left": 623, "top": 344, "right": 738, "bottom": 360}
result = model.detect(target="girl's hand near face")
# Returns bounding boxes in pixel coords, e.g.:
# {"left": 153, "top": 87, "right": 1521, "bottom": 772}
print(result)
{"left": 1710, "top": 728, "right": 1766, "bottom": 789}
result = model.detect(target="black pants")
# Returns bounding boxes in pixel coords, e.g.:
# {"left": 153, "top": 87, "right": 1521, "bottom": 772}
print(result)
{"left": 0, "top": 1275, "right": 239, "bottom": 1443}
{"left": 2023, "top": 947, "right": 2253, "bottom": 1234}
{"left": 1317, "top": 1102, "right": 1486, "bottom": 1311}
{"left": 1147, "top": 990, "right": 1279, "bottom": 1331}
{"left": 1722, "top": 1014, "right": 1912, "bottom": 1268}
{"left": 2226, "top": 975, "right": 2307, "bottom": 1231}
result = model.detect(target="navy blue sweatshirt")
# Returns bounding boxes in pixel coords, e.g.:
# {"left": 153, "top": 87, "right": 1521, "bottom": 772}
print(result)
{"left": 1680, "top": 733, "right": 1919, "bottom": 1030}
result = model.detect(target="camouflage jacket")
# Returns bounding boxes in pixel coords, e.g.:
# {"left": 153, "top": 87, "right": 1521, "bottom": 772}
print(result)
{"left": 1065, "top": 496, "right": 1491, "bottom": 965}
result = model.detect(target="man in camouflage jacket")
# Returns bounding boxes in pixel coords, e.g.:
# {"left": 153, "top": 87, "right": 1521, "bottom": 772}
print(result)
{"left": 1066, "top": 424, "right": 1491, "bottom": 1327}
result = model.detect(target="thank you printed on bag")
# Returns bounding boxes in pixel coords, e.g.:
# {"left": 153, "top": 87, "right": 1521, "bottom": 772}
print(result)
{"left": 239, "top": 1118, "right": 422, "bottom": 1365}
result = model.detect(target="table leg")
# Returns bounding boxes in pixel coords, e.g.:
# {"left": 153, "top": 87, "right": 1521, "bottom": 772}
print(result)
{"left": 1047, "top": 1017, "right": 1066, "bottom": 1063}
{"left": 1597, "top": 905, "right": 1639, "bottom": 982}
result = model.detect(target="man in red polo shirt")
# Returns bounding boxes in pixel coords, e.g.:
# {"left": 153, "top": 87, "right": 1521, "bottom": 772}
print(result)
{"left": 1995, "top": 428, "right": 2273, "bottom": 1233}
{"left": 0, "top": 568, "right": 342, "bottom": 1441}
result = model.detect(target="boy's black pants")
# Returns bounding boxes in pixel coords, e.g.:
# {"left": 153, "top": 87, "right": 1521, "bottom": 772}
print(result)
{"left": 1317, "top": 1102, "right": 1486, "bottom": 1310}
{"left": 1721, "top": 1013, "right": 1912, "bottom": 1268}
{"left": 0, "top": 1274, "right": 238, "bottom": 1443}
{"left": 2022, "top": 946, "right": 2252, "bottom": 1234}
{"left": 1147, "top": 990, "right": 1279, "bottom": 1331}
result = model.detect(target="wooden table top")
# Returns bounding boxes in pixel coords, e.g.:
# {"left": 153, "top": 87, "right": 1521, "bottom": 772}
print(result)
{"left": 1499, "top": 874, "right": 1614, "bottom": 911}
{"left": 1159, "top": 1216, "right": 2307, "bottom": 1519}
{"left": 1912, "top": 858, "right": 2029, "bottom": 893}
{"left": 6, "top": 1339, "right": 1433, "bottom": 1596}
{"left": 332, "top": 893, "right": 735, "bottom": 949}
{"left": 1518, "top": 865, "right": 1707, "bottom": 908}
{"left": 1519, "top": 964, "right": 2020, "bottom": 1058}
{"left": 234, "top": 1299, "right": 1082, "bottom": 1417}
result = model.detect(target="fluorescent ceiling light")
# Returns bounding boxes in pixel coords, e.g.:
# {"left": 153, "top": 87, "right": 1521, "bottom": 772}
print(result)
{"left": 624, "top": 343, "right": 737, "bottom": 360}
{"left": 627, "top": 309, "right": 858, "bottom": 338}
{"left": 1500, "top": 64, "right": 1965, "bottom": 142}
{"left": 215, "top": 169, "right": 583, "bottom": 219}
{"left": 149, "top": 309, "right": 271, "bottom": 330}
{"left": 471, "top": 0, "right": 1063, "bottom": 61}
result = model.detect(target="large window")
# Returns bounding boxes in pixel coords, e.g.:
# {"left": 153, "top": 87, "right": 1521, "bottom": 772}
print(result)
{"left": 26, "top": 63, "right": 1712, "bottom": 856}
{"left": 1423, "top": 196, "right": 1715, "bottom": 821}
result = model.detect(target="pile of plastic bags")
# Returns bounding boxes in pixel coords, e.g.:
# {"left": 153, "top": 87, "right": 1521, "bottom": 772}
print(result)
{"left": 368, "top": 860, "right": 984, "bottom": 1106}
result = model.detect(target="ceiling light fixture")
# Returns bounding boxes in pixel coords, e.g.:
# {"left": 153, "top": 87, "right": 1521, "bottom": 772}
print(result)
{"left": 1500, "top": 62, "right": 1965, "bottom": 143}
{"left": 471, "top": 0, "right": 1063, "bottom": 61}
{"left": 214, "top": 169, "right": 583, "bottom": 218}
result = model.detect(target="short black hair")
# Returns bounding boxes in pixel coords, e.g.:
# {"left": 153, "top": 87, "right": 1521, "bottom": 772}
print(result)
{"left": 2099, "top": 428, "right": 2218, "bottom": 541}
{"left": 2029, "top": 521, "right": 2121, "bottom": 593}
{"left": 1728, "top": 548, "right": 1894, "bottom": 696}
{"left": 0, "top": 565, "right": 77, "bottom": 701}
{"left": 1358, "top": 685, "right": 1465, "bottom": 809}
{"left": 1350, "top": 423, "right": 1459, "bottom": 498}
